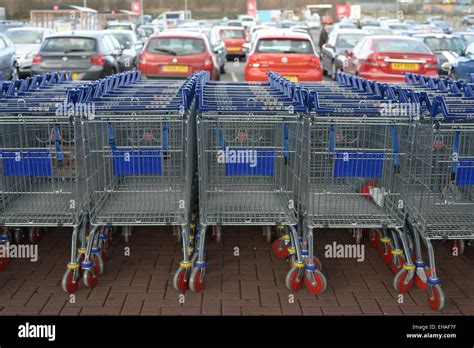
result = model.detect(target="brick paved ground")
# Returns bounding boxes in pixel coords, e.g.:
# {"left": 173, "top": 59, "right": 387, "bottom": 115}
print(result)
{"left": 0, "top": 226, "right": 473, "bottom": 316}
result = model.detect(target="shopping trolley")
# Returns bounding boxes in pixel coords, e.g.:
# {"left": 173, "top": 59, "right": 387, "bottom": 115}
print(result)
{"left": 72, "top": 72, "right": 202, "bottom": 292}
{"left": 188, "top": 72, "right": 304, "bottom": 292}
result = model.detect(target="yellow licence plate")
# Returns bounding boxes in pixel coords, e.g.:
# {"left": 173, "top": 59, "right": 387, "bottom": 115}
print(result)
{"left": 227, "top": 47, "right": 241, "bottom": 52}
{"left": 162, "top": 65, "right": 188, "bottom": 73}
{"left": 72, "top": 72, "right": 79, "bottom": 80}
{"left": 283, "top": 75, "right": 299, "bottom": 82}
{"left": 391, "top": 63, "right": 419, "bottom": 70}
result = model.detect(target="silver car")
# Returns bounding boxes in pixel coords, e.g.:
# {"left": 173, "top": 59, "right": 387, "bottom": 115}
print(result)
{"left": 5, "top": 27, "right": 53, "bottom": 78}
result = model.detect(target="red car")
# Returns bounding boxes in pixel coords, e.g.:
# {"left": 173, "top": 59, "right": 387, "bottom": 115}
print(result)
{"left": 217, "top": 26, "right": 248, "bottom": 59}
{"left": 245, "top": 30, "right": 322, "bottom": 82}
{"left": 343, "top": 36, "right": 438, "bottom": 82}
{"left": 139, "top": 31, "right": 220, "bottom": 80}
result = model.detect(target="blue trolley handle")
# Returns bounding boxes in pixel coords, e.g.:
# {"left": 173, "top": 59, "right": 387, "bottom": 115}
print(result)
{"left": 329, "top": 125, "right": 335, "bottom": 155}
{"left": 53, "top": 125, "right": 63, "bottom": 163}
{"left": 283, "top": 123, "right": 289, "bottom": 165}
{"left": 451, "top": 131, "right": 460, "bottom": 181}
{"left": 215, "top": 123, "right": 225, "bottom": 149}
{"left": 107, "top": 123, "right": 117, "bottom": 151}
{"left": 163, "top": 122, "right": 169, "bottom": 159}
{"left": 390, "top": 125, "right": 400, "bottom": 174}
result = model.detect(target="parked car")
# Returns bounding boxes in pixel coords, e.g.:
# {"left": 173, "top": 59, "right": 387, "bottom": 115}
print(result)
{"left": 443, "top": 43, "right": 474, "bottom": 80}
{"left": 320, "top": 29, "right": 369, "bottom": 80}
{"left": 105, "top": 21, "right": 136, "bottom": 32}
{"left": 106, "top": 30, "right": 143, "bottom": 71}
{"left": 453, "top": 32, "right": 474, "bottom": 49}
{"left": 462, "top": 15, "right": 474, "bottom": 26}
{"left": 343, "top": 36, "right": 438, "bottom": 82}
{"left": 305, "top": 14, "right": 321, "bottom": 30}
{"left": 139, "top": 31, "right": 220, "bottom": 80}
{"left": 31, "top": 31, "right": 122, "bottom": 80}
{"left": 245, "top": 29, "right": 322, "bottom": 82}
{"left": 0, "top": 33, "right": 18, "bottom": 80}
{"left": 360, "top": 17, "right": 380, "bottom": 28}
{"left": 362, "top": 26, "right": 393, "bottom": 36}
{"left": 381, "top": 22, "right": 410, "bottom": 35}
{"left": 431, "top": 20, "right": 453, "bottom": 34}
{"left": 330, "top": 22, "right": 359, "bottom": 32}
{"left": 4, "top": 27, "right": 52, "bottom": 78}
{"left": 216, "top": 26, "right": 248, "bottom": 60}
{"left": 425, "top": 16, "right": 443, "bottom": 24}
{"left": 137, "top": 24, "right": 160, "bottom": 40}
{"left": 413, "top": 33, "right": 464, "bottom": 75}
{"left": 404, "top": 20, "right": 419, "bottom": 30}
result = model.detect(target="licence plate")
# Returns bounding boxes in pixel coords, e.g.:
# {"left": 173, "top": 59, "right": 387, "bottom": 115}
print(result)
{"left": 72, "top": 72, "right": 79, "bottom": 80}
{"left": 283, "top": 75, "right": 299, "bottom": 82}
{"left": 227, "top": 47, "right": 241, "bottom": 52}
{"left": 391, "top": 63, "right": 419, "bottom": 70}
{"left": 162, "top": 65, "right": 188, "bottom": 73}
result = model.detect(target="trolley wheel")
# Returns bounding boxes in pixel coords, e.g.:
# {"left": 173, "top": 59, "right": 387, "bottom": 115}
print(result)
{"left": 92, "top": 253, "right": 104, "bottom": 276}
{"left": 189, "top": 267, "right": 206, "bottom": 293}
{"left": 415, "top": 267, "right": 431, "bottom": 290}
{"left": 394, "top": 269, "right": 414, "bottom": 293}
{"left": 0, "top": 256, "right": 9, "bottom": 271}
{"left": 263, "top": 226, "right": 272, "bottom": 244}
{"left": 285, "top": 266, "right": 304, "bottom": 291}
{"left": 212, "top": 226, "right": 222, "bottom": 243}
{"left": 13, "top": 229, "right": 24, "bottom": 244}
{"left": 390, "top": 255, "right": 405, "bottom": 273}
{"left": 369, "top": 229, "right": 381, "bottom": 249}
{"left": 272, "top": 238, "right": 289, "bottom": 259}
{"left": 28, "top": 227, "right": 41, "bottom": 244}
{"left": 61, "top": 268, "right": 79, "bottom": 293}
{"left": 427, "top": 284, "right": 445, "bottom": 311}
{"left": 453, "top": 239, "right": 465, "bottom": 255}
{"left": 173, "top": 226, "right": 182, "bottom": 244}
{"left": 378, "top": 242, "right": 393, "bottom": 264}
{"left": 173, "top": 266, "right": 189, "bottom": 292}
{"left": 83, "top": 268, "right": 98, "bottom": 288}
{"left": 304, "top": 269, "right": 327, "bottom": 294}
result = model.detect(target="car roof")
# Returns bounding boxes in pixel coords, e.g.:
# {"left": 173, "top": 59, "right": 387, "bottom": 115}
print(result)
{"left": 367, "top": 35, "right": 422, "bottom": 41}
{"left": 214, "top": 25, "right": 245, "bottom": 30}
{"left": 255, "top": 29, "right": 312, "bottom": 40}
{"left": 43, "top": 31, "right": 104, "bottom": 38}
{"left": 412, "top": 33, "right": 454, "bottom": 38}
{"left": 6, "top": 26, "right": 50, "bottom": 32}
{"left": 331, "top": 29, "right": 368, "bottom": 34}
{"left": 104, "top": 29, "right": 135, "bottom": 35}
{"left": 152, "top": 30, "right": 206, "bottom": 39}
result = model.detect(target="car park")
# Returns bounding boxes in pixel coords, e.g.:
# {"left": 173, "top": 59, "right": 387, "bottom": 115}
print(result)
{"left": 0, "top": 32, "right": 18, "bottom": 80}
{"left": 139, "top": 31, "right": 220, "bottom": 80}
{"left": 454, "top": 32, "right": 474, "bottom": 49}
{"left": 360, "top": 17, "right": 380, "bottom": 28}
{"left": 462, "top": 15, "right": 474, "bottom": 26}
{"left": 4, "top": 27, "right": 52, "bottom": 78}
{"left": 442, "top": 42, "right": 474, "bottom": 80}
{"left": 381, "top": 22, "right": 410, "bottom": 35}
{"left": 216, "top": 26, "right": 248, "bottom": 60}
{"left": 105, "top": 21, "right": 136, "bottom": 32}
{"left": 320, "top": 28, "right": 369, "bottom": 80}
{"left": 106, "top": 29, "right": 143, "bottom": 71}
{"left": 137, "top": 24, "right": 160, "bottom": 40}
{"left": 31, "top": 31, "right": 122, "bottom": 80}
{"left": 430, "top": 20, "right": 453, "bottom": 34}
{"left": 362, "top": 26, "right": 393, "bottom": 36}
{"left": 245, "top": 29, "right": 321, "bottom": 82}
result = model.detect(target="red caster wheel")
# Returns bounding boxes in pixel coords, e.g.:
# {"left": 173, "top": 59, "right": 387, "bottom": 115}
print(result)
{"left": 390, "top": 255, "right": 405, "bottom": 273}
{"left": 262, "top": 226, "right": 272, "bottom": 244}
{"left": 369, "top": 230, "right": 381, "bottom": 249}
{"left": 272, "top": 238, "right": 289, "bottom": 259}
{"left": 378, "top": 243, "right": 393, "bottom": 264}
{"left": 189, "top": 267, "right": 206, "bottom": 293}
{"left": 453, "top": 240, "right": 465, "bottom": 255}
{"left": 394, "top": 269, "right": 413, "bottom": 293}
{"left": 285, "top": 266, "right": 304, "bottom": 291}
{"left": 28, "top": 227, "right": 41, "bottom": 244}
{"left": 61, "top": 268, "right": 79, "bottom": 293}
{"left": 83, "top": 268, "right": 98, "bottom": 288}
{"left": 173, "top": 266, "right": 189, "bottom": 292}
{"left": 92, "top": 253, "right": 104, "bottom": 276}
{"left": 427, "top": 284, "right": 445, "bottom": 311}
{"left": 415, "top": 267, "right": 431, "bottom": 290}
{"left": 304, "top": 269, "right": 327, "bottom": 294}
{"left": 0, "top": 256, "right": 9, "bottom": 271}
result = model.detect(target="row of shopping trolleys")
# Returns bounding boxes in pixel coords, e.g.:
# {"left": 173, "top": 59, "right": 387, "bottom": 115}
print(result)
{"left": 0, "top": 70, "right": 472, "bottom": 311}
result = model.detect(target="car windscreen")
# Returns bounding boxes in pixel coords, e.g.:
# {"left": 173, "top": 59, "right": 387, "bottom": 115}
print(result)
{"left": 141, "top": 28, "right": 155, "bottom": 36}
{"left": 111, "top": 33, "right": 134, "bottom": 49}
{"left": 147, "top": 37, "right": 205, "bottom": 55}
{"left": 256, "top": 39, "right": 314, "bottom": 54}
{"left": 423, "top": 37, "right": 464, "bottom": 55}
{"left": 336, "top": 34, "right": 367, "bottom": 48}
{"left": 388, "top": 24, "right": 409, "bottom": 30}
{"left": 41, "top": 37, "right": 97, "bottom": 52}
{"left": 5, "top": 30, "right": 43, "bottom": 44}
{"left": 366, "top": 28, "right": 393, "bottom": 35}
{"left": 461, "top": 34, "right": 474, "bottom": 46}
{"left": 220, "top": 30, "right": 245, "bottom": 39}
{"left": 106, "top": 25, "right": 132, "bottom": 31}
{"left": 374, "top": 39, "right": 431, "bottom": 53}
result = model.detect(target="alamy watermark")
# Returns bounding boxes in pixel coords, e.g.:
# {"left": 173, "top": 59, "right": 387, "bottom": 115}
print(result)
{"left": 217, "top": 147, "right": 258, "bottom": 167}
{"left": 379, "top": 100, "right": 421, "bottom": 118}
{"left": 324, "top": 241, "right": 365, "bottom": 262}
{"left": 0, "top": 242, "right": 38, "bottom": 262}
{"left": 55, "top": 100, "right": 95, "bottom": 119}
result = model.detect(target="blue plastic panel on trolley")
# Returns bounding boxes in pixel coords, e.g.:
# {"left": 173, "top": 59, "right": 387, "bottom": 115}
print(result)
{"left": 333, "top": 151, "right": 386, "bottom": 178}
{"left": 2, "top": 150, "right": 52, "bottom": 176}
{"left": 223, "top": 148, "right": 276, "bottom": 176}
{"left": 112, "top": 149, "right": 162, "bottom": 176}
{"left": 456, "top": 159, "right": 474, "bottom": 185}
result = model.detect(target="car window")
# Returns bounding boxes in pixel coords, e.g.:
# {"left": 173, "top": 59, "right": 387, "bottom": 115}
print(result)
{"left": 256, "top": 39, "right": 314, "bottom": 54}
{"left": 461, "top": 34, "right": 474, "bottom": 46}
{"left": 466, "top": 43, "right": 474, "bottom": 55}
{"left": 336, "top": 34, "right": 367, "bottom": 48}
{"left": 101, "top": 35, "right": 114, "bottom": 52}
{"left": 0, "top": 38, "right": 6, "bottom": 50}
{"left": 352, "top": 39, "right": 364, "bottom": 56}
{"left": 110, "top": 33, "right": 133, "bottom": 49}
{"left": 423, "top": 37, "right": 464, "bottom": 55}
{"left": 147, "top": 37, "right": 206, "bottom": 56}
{"left": 374, "top": 39, "right": 431, "bottom": 53}
{"left": 108, "top": 35, "right": 122, "bottom": 50}
{"left": 5, "top": 30, "right": 43, "bottom": 44}
{"left": 210, "top": 30, "right": 221, "bottom": 46}
{"left": 220, "top": 30, "right": 245, "bottom": 39}
{"left": 42, "top": 37, "right": 97, "bottom": 52}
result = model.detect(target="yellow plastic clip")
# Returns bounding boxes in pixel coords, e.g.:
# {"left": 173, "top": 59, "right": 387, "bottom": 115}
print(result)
{"left": 380, "top": 237, "right": 392, "bottom": 243}
{"left": 281, "top": 234, "right": 290, "bottom": 241}
{"left": 276, "top": 225, "right": 285, "bottom": 230}
{"left": 293, "top": 261, "right": 305, "bottom": 268}
{"left": 77, "top": 248, "right": 86, "bottom": 254}
{"left": 189, "top": 235, "right": 195, "bottom": 240}
{"left": 287, "top": 247, "right": 296, "bottom": 254}
{"left": 391, "top": 249, "right": 403, "bottom": 256}
{"left": 67, "top": 263, "right": 80, "bottom": 270}
{"left": 403, "top": 264, "right": 416, "bottom": 271}
{"left": 187, "top": 247, "right": 194, "bottom": 253}
{"left": 179, "top": 261, "right": 192, "bottom": 268}
{"left": 190, "top": 224, "right": 196, "bottom": 229}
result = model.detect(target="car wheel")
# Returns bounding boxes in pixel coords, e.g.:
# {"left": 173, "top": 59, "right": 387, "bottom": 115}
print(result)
{"left": 331, "top": 61, "right": 337, "bottom": 80}
{"left": 11, "top": 65, "right": 19, "bottom": 80}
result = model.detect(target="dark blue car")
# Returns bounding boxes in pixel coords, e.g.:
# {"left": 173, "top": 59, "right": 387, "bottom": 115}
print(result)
{"left": 445, "top": 43, "right": 474, "bottom": 80}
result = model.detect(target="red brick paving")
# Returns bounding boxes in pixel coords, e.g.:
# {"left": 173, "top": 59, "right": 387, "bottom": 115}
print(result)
{"left": 0, "top": 226, "right": 473, "bottom": 316}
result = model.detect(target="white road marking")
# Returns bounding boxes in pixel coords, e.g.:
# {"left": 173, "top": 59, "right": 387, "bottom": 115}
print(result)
{"left": 231, "top": 72, "right": 238, "bottom": 82}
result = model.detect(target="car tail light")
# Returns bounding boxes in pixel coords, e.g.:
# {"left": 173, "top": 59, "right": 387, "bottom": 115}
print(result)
{"left": 91, "top": 54, "right": 105, "bottom": 66}
{"left": 425, "top": 57, "right": 438, "bottom": 68}
{"left": 248, "top": 55, "right": 260, "bottom": 68}
{"left": 366, "top": 54, "right": 387, "bottom": 67}
{"left": 309, "top": 56, "right": 321, "bottom": 69}
{"left": 32, "top": 54, "right": 42, "bottom": 65}
{"left": 204, "top": 57, "right": 213, "bottom": 70}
